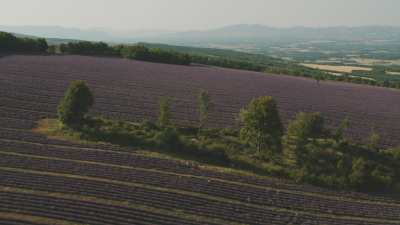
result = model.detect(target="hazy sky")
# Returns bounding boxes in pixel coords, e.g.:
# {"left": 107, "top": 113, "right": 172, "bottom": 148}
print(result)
{"left": 2, "top": 0, "right": 399, "bottom": 30}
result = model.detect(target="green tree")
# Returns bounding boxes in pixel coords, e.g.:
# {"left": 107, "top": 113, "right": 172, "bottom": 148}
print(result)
{"left": 0, "top": 32, "right": 48, "bottom": 53}
{"left": 158, "top": 97, "right": 171, "bottom": 128}
{"left": 57, "top": 80, "right": 94, "bottom": 127}
{"left": 286, "top": 112, "right": 325, "bottom": 144}
{"left": 47, "top": 45, "right": 57, "bottom": 54}
{"left": 36, "top": 38, "right": 48, "bottom": 52}
{"left": 313, "top": 74, "right": 325, "bottom": 85}
{"left": 283, "top": 112, "right": 325, "bottom": 165}
{"left": 119, "top": 45, "right": 150, "bottom": 60}
{"left": 58, "top": 41, "right": 116, "bottom": 56}
{"left": 155, "top": 127, "right": 182, "bottom": 151}
{"left": 349, "top": 157, "right": 369, "bottom": 189}
{"left": 239, "top": 96, "right": 283, "bottom": 153}
{"left": 0, "top": 32, "right": 18, "bottom": 51}
{"left": 198, "top": 90, "right": 212, "bottom": 131}
{"left": 348, "top": 158, "right": 392, "bottom": 191}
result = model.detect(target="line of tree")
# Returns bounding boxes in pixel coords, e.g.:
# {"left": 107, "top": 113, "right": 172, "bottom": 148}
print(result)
{"left": 0, "top": 32, "right": 48, "bottom": 53}
{"left": 191, "top": 55, "right": 264, "bottom": 71}
{"left": 55, "top": 42, "right": 191, "bottom": 65}
{"left": 57, "top": 80, "right": 400, "bottom": 193}
{"left": 58, "top": 41, "right": 118, "bottom": 56}
{"left": 58, "top": 41, "right": 260, "bottom": 70}
{"left": 116, "top": 45, "right": 191, "bottom": 65}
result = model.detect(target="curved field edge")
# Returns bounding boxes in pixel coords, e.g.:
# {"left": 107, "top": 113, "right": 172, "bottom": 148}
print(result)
{"left": 31, "top": 119, "right": 400, "bottom": 207}
{"left": 0, "top": 212, "right": 84, "bottom": 225}
{"left": 2, "top": 149, "right": 400, "bottom": 222}
{"left": 2, "top": 136, "right": 399, "bottom": 207}
{"left": 0, "top": 186, "right": 236, "bottom": 225}
{"left": 1, "top": 168, "right": 399, "bottom": 225}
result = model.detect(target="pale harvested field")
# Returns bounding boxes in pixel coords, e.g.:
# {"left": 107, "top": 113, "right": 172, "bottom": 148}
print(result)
{"left": 350, "top": 58, "right": 400, "bottom": 66}
{"left": 301, "top": 63, "right": 372, "bottom": 73}
{"left": 387, "top": 71, "right": 400, "bottom": 75}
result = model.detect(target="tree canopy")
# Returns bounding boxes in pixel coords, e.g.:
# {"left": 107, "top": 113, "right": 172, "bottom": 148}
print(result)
{"left": 57, "top": 80, "right": 94, "bottom": 126}
{"left": 0, "top": 32, "right": 48, "bottom": 53}
{"left": 240, "top": 96, "right": 283, "bottom": 153}
{"left": 59, "top": 41, "right": 117, "bottom": 56}
{"left": 117, "top": 45, "right": 191, "bottom": 65}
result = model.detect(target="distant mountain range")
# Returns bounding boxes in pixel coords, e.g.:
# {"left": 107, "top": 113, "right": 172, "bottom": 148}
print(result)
{"left": 0, "top": 25, "right": 114, "bottom": 42}
{"left": 2, "top": 24, "right": 400, "bottom": 44}
{"left": 2, "top": 24, "right": 400, "bottom": 59}
{"left": 0, "top": 25, "right": 176, "bottom": 43}
{"left": 162, "top": 24, "right": 400, "bottom": 42}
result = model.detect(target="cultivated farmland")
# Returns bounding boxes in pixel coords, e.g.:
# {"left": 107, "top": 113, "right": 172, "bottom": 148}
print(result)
{"left": 1, "top": 55, "right": 399, "bottom": 147}
{"left": 0, "top": 55, "right": 400, "bottom": 224}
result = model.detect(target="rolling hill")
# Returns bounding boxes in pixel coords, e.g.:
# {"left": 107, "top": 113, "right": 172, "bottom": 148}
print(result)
{"left": 1, "top": 54, "right": 400, "bottom": 224}
{"left": 1, "top": 55, "right": 399, "bottom": 147}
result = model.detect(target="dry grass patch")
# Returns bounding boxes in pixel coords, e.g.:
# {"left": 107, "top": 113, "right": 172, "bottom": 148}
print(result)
{"left": 301, "top": 63, "right": 372, "bottom": 73}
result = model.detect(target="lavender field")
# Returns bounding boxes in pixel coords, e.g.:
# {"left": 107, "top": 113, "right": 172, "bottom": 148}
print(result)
{"left": 0, "top": 55, "right": 399, "bottom": 225}
{"left": 0, "top": 55, "right": 399, "bottom": 147}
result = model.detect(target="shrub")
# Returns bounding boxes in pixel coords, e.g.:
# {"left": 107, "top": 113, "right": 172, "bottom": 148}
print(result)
{"left": 367, "top": 129, "right": 381, "bottom": 151}
{"left": 349, "top": 157, "right": 372, "bottom": 190}
{"left": 201, "top": 143, "right": 230, "bottom": 163}
{"left": 289, "top": 112, "right": 325, "bottom": 140}
{"left": 58, "top": 80, "right": 94, "bottom": 127}
{"left": 283, "top": 112, "right": 325, "bottom": 165}
{"left": 239, "top": 96, "right": 283, "bottom": 153}
{"left": 119, "top": 45, "right": 151, "bottom": 60}
{"left": 154, "top": 127, "right": 182, "bottom": 151}
{"left": 334, "top": 118, "right": 349, "bottom": 143}
{"left": 158, "top": 97, "right": 171, "bottom": 128}
{"left": 205, "top": 142, "right": 229, "bottom": 152}
{"left": 59, "top": 41, "right": 117, "bottom": 56}
{"left": 349, "top": 158, "right": 394, "bottom": 191}
{"left": 141, "top": 120, "right": 158, "bottom": 131}
{"left": 370, "top": 166, "right": 394, "bottom": 190}
{"left": 388, "top": 147, "right": 400, "bottom": 160}
{"left": 47, "top": 45, "right": 57, "bottom": 54}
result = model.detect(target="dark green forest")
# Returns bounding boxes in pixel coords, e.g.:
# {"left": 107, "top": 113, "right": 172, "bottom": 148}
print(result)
{"left": 55, "top": 41, "right": 191, "bottom": 65}
{"left": 0, "top": 32, "right": 48, "bottom": 53}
